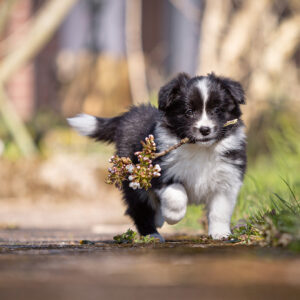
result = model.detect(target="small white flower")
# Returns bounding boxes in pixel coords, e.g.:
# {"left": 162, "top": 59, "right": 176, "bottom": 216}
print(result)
{"left": 129, "top": 182, "right": 136, "bottom": 189}
{"left": 154, "top": 164, "right": 161, "bottom": 172}
{"left": 153, "top": 172, "right": 161, "bottom": 177}
{"left": 126, "top": 164, "right": 134, "bottom": 173}
{"left": 128, "top": 175, "right": 134, "bottom": 181}
{"left": 129, "top": 182, "right": 141, "bottom": 190}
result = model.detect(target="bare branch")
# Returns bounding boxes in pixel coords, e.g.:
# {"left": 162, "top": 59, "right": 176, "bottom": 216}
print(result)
{"left": 0, "top": 0, "right": 19, "bottom": 37}
{"left": 248, "top": 15, "right": 300, "bottom": 101}
{"left": 169, "top": 0, "right": 202, "bottom": 24}
{"left": 154, "top": 138, "right": 189, "bottom": 159}
{"left": 0, "top": 0, "right": 79, "bottom": 82}
{"left": 0, "top": 84, "right": 37, "bottom": 156}
{"left": 219, "top": 0, "right": 271, "bottom": 77}
{"left": 0, "top": 0, "right": 78, "bottom": 157}
{"left": 197, "top": 0, "right": 231, "bottom": 75}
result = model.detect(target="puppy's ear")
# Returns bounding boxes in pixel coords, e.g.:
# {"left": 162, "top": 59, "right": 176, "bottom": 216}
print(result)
{"left": 218, "top": 76, "right": 245, "bottom": 105}
{"left": 158, "top": 73, "right": 190, "bottom": 111}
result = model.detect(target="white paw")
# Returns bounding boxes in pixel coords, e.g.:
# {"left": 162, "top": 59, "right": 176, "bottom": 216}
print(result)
{"left": 209, "top": 231, "right": 231, "bottom": 240}
{"left": 208, "top": 223, "right": 231, "bottom": 240}
{"left": 158, "top": 184, "right": 188, "bottom": 225}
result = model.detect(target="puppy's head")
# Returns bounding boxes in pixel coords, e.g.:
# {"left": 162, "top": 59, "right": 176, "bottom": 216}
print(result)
{"left": 158, "top": 72, "right": 245, "bottom": 146}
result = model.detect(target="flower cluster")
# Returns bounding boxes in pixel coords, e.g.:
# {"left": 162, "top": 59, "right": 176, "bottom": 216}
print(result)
{"left": 105, "top": 156, "right": 133, "bottom": 189}
{"left": 106, "top": 135, "right": 161, "bottom": 190}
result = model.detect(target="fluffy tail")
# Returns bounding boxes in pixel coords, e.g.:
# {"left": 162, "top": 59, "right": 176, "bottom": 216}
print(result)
{"left": 67, "top": 113, "right": 121, "bottom": 143}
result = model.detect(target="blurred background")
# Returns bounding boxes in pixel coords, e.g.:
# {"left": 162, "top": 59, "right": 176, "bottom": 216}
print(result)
{"left": 0, "top": 0, "right": 299, "bottom": 235}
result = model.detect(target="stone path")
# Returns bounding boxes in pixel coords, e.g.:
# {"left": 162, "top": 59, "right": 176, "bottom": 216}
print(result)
{"left": 0, "top": 228, "right": 299, "bottom": 300}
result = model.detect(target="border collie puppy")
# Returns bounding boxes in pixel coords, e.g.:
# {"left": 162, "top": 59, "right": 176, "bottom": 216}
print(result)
{"left": 68, "top": 73, "right": 247, "bottom": 242}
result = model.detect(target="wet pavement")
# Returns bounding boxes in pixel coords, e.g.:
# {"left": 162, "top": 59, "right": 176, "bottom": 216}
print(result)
{"left": 0, "top": 228, "right": 300, "bottom": 300}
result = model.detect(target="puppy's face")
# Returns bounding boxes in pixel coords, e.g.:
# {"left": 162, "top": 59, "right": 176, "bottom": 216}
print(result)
{"left": 158, "top": 73, "right": 245, "bottom": 146}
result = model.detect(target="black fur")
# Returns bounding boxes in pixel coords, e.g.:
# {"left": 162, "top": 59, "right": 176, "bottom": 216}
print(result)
{"left": 90, "top": 116, "right": 122, "bottom": 143}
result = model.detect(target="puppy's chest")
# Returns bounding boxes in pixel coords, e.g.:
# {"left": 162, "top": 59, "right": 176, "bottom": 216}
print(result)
{"left": 161, "top": 145, "right": 237, "bottom": 203}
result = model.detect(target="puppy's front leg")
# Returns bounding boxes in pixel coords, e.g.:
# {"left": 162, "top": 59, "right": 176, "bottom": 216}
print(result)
{"left": 207, "top": 189, "right": 239, "bottom": 239}
{"left": 157, "top": 183, "right": 188, "bottom": 225}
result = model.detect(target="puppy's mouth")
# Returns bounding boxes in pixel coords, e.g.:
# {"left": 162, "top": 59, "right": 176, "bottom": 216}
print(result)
{"left": 187, "top": 135, "right": 217, "bottom": 144}
{"left": 195, "top": 137, "right": 215, "bottom": 143}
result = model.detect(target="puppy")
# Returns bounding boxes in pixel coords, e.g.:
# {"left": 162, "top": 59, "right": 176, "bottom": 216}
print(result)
{"left": 68, "top": 73, "right": 247, "bottom": 242}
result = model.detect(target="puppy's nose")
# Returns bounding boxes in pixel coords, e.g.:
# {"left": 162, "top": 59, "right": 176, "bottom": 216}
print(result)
{"left": 199, "top": 126, "right": 211, "bottom": 136}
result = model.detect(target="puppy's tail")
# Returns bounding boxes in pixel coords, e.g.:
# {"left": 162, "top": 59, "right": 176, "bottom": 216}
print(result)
{"left": 67, "top": 113, "right": 121, "bottom": 143}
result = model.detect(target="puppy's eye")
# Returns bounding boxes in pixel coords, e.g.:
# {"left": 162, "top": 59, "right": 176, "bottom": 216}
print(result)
{"left": 185, "top": 109, "right": 194, "bottom": 117}
{"left": 210, "top": 107, "right": 220, "bottom": 114}
{"left": 215, "top": 106, "right": 226, "bottom": 113}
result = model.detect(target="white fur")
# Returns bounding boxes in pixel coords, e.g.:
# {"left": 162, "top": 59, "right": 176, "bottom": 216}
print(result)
{"left": 215, "top": 126, "right": 246, "bottom": 153}
{"left": 195, "top": 79, "right": 215, "bottom": 131}
{"left": 195, "top": 109, "right": 215, "bottom": 129}
{"left": 197, "top": 78, "right": 209, "bottom": 103}
{"left": 154, "top": 123, "right": 245, "bottom": 239}
{"left": 67, "top": 114, "right": 97, "bottom": 136}
{"left": 207, "top": 189, "right": 240, "bottom": 239}
{"left": 157, "top": 183, "right": 188, "bottom": 225}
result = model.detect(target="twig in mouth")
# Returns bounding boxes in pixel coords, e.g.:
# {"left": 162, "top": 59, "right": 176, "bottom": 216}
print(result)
{"left": 106, "top": 118, "right": 239, "bottom": 190}
{"left": 153, "top": 137, "right": 190, "bottom": 158}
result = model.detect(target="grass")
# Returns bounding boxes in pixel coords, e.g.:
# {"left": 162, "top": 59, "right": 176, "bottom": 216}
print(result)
{"left": 113, "top": 229, "right": 156, "bottom": 244}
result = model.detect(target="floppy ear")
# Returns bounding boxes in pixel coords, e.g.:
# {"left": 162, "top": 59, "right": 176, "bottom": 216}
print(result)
{"left": 219, "top": 76, "right": 245, "bottom": 105}
{"left": 158, "top": 73, "right": 190, "bottom": 111}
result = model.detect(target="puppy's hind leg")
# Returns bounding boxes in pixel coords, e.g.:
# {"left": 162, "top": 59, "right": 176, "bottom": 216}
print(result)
{"left": 123, "top": 186, "right": 165, "bottom": 242}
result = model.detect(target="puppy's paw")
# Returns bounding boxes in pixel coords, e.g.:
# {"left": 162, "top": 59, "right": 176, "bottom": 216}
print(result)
{"left": 208, "top": 224, "right": 231, "bottom": 240}
{"left": 159, "top": 184, "right": 188, "bottom": 225}
{"left": 162, "top": 208, "right": 186, "bottom": 225}
{"left": 149, "top": 233, "right": 165, "bottom": 243}
{"left": 209, "top": 231, "right": 231, "bottom": 240}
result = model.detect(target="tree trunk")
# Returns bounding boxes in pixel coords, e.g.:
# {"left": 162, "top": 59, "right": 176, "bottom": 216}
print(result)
{"left": 125, "top": 0, "right": 149, "bottom": 105}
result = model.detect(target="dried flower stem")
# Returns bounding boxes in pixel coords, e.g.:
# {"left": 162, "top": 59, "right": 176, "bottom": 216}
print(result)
{"left": 153, "top": 137, "right": 190, "bottom": 159}
{"left": 106, "top": 118, "right": 239, "bottom": 190}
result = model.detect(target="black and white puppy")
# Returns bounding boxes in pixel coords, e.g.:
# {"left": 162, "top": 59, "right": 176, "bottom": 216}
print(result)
{"left": 68, "top": 73, "right": 247, "bottom": 242}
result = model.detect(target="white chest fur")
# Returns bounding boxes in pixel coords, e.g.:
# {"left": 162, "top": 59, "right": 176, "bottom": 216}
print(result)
{"left": 155, "top": 125, "right": 245, "bottom": 205}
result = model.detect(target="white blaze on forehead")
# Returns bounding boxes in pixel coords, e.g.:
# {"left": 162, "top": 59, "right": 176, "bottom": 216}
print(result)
{"left": 195, "top": 78, "right": 215, "bottom": 129}
{"left": 197, "top": 78, "right": 210, "bottom": 103}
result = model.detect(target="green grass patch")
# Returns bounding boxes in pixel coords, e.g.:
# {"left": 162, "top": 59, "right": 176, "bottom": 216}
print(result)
{"left": 113, "top": 228, "right": 156, "bottom": 244}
